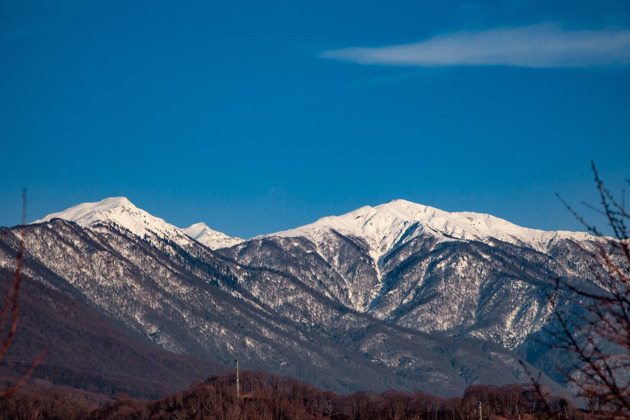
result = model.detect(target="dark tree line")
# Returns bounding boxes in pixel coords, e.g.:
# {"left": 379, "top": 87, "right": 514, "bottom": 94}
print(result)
{"left": 0, "top": 370, "right": 590, "bottom": 420}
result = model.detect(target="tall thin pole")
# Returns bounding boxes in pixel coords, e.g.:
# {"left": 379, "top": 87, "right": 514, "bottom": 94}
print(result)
{"left": 478, "top": 401, "right": 483, "bottom": 420}
{"left": 235, "top": 359, "right": 240, "bottom": 399}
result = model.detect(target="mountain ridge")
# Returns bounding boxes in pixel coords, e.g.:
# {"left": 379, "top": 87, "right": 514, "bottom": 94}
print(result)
{"left": 32, "top": 197, "right": 242, "bottom": 251}
{"left": 267, "top": 199, "right": 592, "bottom": 257}
{"left": 32, "top": 196, "right": 593, "bottom": 253}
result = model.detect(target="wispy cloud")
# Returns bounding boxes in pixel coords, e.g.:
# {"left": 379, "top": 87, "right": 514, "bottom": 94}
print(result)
{"left": 322, "top": 24, "right": 630, "bottom": 68}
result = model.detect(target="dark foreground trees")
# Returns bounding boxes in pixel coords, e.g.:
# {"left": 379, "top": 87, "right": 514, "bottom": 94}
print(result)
{"left": 0, "top": 370, "right": 587, "bottom": 420}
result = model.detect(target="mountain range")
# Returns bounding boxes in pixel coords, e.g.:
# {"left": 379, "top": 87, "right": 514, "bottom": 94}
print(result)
{"left": 0, "top": 197, "right": 603, "bottom": 398}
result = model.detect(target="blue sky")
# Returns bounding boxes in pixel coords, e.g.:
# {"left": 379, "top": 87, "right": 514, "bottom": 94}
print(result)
{"left": 1, "top": 1, "right": 629, "bottom": 237}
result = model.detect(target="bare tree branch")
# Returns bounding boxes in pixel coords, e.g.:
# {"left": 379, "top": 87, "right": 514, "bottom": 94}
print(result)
{"left": 550, "top": 163, "right": 630, "bottom": 414}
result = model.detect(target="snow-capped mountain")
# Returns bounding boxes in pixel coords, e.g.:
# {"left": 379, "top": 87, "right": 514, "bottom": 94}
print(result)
{"left": 34, "top": 197, "right": 191, "bottom": 247}
{"left": 271, "top": 199, "right": 590, "bottom": 265}
{"left": 4, "top": 197, "right": 606, "bottom": 397}
{"left": 182, "top": 222, "right": 243, "bottom": 250}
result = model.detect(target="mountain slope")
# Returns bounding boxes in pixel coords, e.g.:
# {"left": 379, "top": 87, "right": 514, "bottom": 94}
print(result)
{"left": 0, "top": 266, "right": 222, "bottom": 399}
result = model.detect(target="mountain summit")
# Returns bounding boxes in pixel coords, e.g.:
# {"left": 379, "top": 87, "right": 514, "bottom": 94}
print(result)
{"left": 270, "top": 199, "right": 589, "bottom": 260}
{"left": 182, "top": 222, "right": 243, "bottom": 250}
{"left": 34, "top": 196, "right": 190, "bottom": 245}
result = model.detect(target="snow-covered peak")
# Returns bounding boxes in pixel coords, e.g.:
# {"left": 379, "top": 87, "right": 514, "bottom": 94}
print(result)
{"left": 270, "top": 199, "right": 592, "bottom": 260}
{"left": 182, "top": 222, "right": 243, "bottom": 250}
{"left": 34, "top": 197, "right": 190, "bottom": 245}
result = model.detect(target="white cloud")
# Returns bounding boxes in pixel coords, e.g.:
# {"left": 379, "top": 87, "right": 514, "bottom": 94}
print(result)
{"left": 322, "top": 24, "right": 630, "bottom": 68}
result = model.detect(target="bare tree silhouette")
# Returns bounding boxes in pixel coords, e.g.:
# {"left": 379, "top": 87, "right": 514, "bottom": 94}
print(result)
{"left": 550, "top": 162, "right": 630, "bottom": 414}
